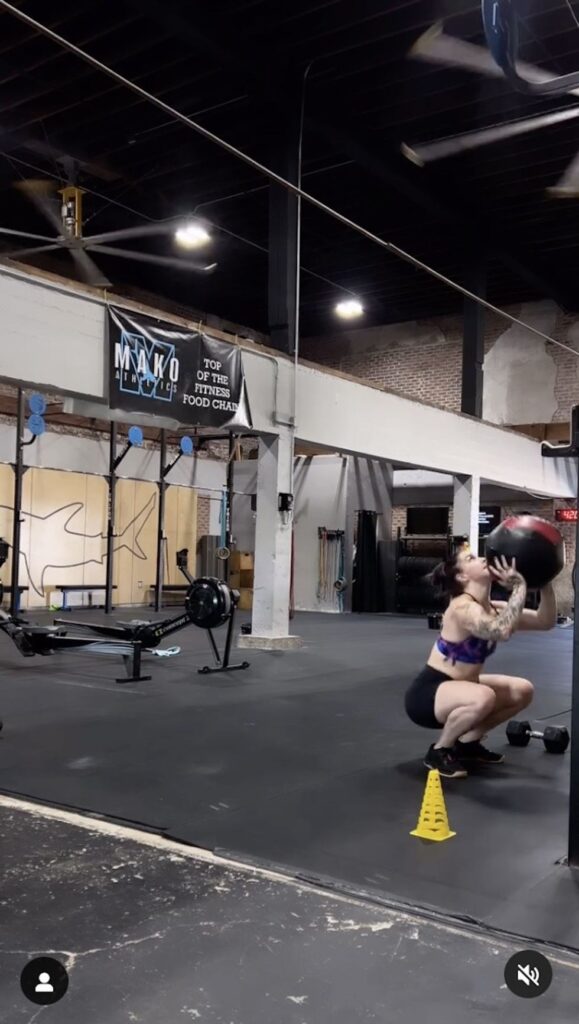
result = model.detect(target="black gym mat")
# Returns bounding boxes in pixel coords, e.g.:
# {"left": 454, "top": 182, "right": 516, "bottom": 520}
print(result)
{"left": 0, "top": 611, "right": 577, "bottom": 949}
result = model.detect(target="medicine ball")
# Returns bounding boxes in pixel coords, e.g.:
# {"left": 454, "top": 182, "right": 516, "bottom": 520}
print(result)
{"left": 485, "top": 516, "right": 565, "bottom": 589}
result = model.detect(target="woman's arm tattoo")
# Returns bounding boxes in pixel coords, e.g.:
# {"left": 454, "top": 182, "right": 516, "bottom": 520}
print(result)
{"left": 458, "top": 579, "right": 527, "bottom": 641}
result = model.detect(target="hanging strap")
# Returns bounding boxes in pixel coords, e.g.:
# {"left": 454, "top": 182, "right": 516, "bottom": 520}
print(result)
{"left": 216, "top": 487, "right": 230, "bottom": 560}
{"left": 219, "top": 488, "right": 227, "bottom": 548}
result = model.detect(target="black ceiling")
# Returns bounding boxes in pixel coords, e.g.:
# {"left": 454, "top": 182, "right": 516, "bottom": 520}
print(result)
{"left": 2, "top": 0, "right": 579, "bottom": 336}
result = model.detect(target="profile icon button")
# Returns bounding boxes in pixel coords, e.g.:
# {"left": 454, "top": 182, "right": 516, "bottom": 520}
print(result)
{"left": 21, "top": 957, "right": 69, "bottom": 1005}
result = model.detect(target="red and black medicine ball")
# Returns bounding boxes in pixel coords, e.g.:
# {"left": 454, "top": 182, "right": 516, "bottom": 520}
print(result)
{"left": 485, "top": 515, "right": 565, "bottom": 589}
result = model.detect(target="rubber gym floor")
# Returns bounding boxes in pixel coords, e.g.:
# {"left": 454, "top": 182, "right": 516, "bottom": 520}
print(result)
{"left": 1, "top": 610, "right": 578, "bottom": 1017}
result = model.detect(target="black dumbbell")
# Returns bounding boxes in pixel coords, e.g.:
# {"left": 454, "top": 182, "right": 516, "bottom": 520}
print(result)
{"left": 506, "top": 719, "right": 570, "bottom": 754}
{"left": 427, "top": 613, "right": 443, "bottom": 631}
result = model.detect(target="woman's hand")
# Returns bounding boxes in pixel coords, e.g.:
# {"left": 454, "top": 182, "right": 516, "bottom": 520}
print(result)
{"left": 488, "top": 555, "right": 525, "bottom": 591}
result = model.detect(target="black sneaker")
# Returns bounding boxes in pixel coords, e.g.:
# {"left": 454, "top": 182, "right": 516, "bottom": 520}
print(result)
{"left": 424, "top": 744, "right": 468, "bottom": 779}
{"left": 455, "top": 740, "right": 505, "bottom": 766}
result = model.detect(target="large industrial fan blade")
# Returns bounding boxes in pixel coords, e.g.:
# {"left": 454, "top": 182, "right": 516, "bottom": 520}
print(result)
{"left": 15, "top": 179, "right": 64, "bottom": 235}
{"left": 410, "top": 23, "right": 569, "bottom": 91}
{"left": 0, "top": 226, "right": 57, "bottom": 243}
{"left": 14, "top": 178, "right": 110, "bottom": 284}
{"left": 403, "top": 106, "right": 579, "bottom": 165}
{"left": 3, "top": 244, "right": 62, "bottom": 259}
{"left": 86, "top": 244, "right": 217, "bottom": 273}
{"left": 68, "top": 245, "right": 111, "bottom": 287}
{"left": 86, "top": 222, "right": 188, "bottom": 245}
{"left": 407, "top": 23, "right": 579, "bottom": 193}
{"left": 549, "top": 150, "right": 579, "bottom": 197}
{"left": 10, "top": 177, "right": 218, "bottom": 281}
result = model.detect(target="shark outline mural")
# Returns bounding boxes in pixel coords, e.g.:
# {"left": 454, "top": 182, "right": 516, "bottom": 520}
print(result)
{"left": 0, "top": 492, "right": 157, "bottom": 598}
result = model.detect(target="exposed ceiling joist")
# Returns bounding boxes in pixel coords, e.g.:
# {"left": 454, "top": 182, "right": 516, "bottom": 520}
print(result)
{"left": 0, "top": 124, "right": 121, "bottom": 181}
{"left": 124, "top": 0, "right": 571, "bottom": 309}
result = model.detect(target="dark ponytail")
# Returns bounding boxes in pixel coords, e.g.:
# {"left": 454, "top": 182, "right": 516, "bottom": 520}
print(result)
{"left": 428, "top": 554, "right": 464, "bottom": 601}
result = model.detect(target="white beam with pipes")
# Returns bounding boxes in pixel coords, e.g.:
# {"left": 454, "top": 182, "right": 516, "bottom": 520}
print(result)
{"left": 0, "top": 264, "right": 575, "bottom": 499}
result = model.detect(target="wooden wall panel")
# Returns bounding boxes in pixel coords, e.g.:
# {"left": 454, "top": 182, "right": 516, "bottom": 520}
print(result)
{"left": 114, "top": 479, "right": 157, "bottom": 606}
{"left": 0, "top": 463, "right": 14, "bottom": 594}
{"left": 0, "top": 466, "right": 200, "bottom": 610}
{"left": 165, "top": 485, "right": 198, "bottom": 584}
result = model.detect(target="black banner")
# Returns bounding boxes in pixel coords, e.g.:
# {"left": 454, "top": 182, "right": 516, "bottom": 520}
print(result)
{"left": 108, "top": 306, "right": 252, "bottom": 429}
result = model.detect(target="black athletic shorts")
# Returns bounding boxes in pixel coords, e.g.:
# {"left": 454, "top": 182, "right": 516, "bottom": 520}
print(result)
{"left": 404, "top": 665, "right": 453, "bottom": 729}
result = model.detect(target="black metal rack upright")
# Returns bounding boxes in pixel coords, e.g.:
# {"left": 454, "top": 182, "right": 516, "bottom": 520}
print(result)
{"left": 9, "top": 390, "right": 25, "bottom": 617}
{"left": 394, "top": 533, "right": 453, "bottom": 616}
{"left": 541, "top": 404, "right": 579, "bottom": 868}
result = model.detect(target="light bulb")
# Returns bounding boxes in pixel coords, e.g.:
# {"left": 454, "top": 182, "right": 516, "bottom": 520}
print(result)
{"left": 335, "top": 298, "right": 364, "bottom": 319}
{"left": 174, "top": 222, "right": 211, "bottom": 249}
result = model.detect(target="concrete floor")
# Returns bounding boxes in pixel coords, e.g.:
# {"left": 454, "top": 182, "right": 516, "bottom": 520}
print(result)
{"left": 2, "top": 796, "right": 579, "bottom": 1024}
{"left": 0, "top": 610, "right": 577, "bottom": 951}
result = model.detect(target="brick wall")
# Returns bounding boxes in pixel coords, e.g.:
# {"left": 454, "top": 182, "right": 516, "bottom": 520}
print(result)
{"left": 197, "top": 496, "right": 211, "bottom": 538}
{"left": 303, "top": 303, "right": 579, "bottom": 424}
{"left": 392, "top": 507, "right": 406, "bottom": 537}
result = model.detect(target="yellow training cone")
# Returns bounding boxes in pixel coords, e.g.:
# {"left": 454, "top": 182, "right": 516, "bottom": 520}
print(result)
{"left": 410, "top": 769, "right": 456, "bottom": 842}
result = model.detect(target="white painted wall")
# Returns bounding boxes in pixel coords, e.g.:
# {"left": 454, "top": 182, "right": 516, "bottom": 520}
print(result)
{"left": 292, "top": 362, "right": 576, "bottom": 496}
{"left": 231, "top": 463, "right": 257, "bottom": 551}
{"left": 0, "top": 269, "right": 105, "bottom": 396}
{"left": 0, "top": 265, "right": 575, "bottom": 497}
{"left": 293, "top": 456, "right": 349, "bottom": 612}
{"left": 0, "top": 423, "right": 227, "bottom": 495}
{"left": 307, "top": 299, "right": 578, "bottom": 431}
{"left": 232, "top": 457, "right": 350, "bottom": 612}
{"left": 483, "top": 301, "right": 560, "bottom": 425}
{"left": 209, "top": 495, "right": 223, "bottom": 536}
{"left": 232, "top": 457, "right": 350, "bottom": 614}
{"left": 232, "top": 456, "right": 395, "bottom": 613}
{"left": 395, "top": 470, "right": 453, "bottom": 488}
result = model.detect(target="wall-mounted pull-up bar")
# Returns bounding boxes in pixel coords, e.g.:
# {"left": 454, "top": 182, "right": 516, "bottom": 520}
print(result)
{"left": 113, "top": 425, "right": 144, "bottom": 472}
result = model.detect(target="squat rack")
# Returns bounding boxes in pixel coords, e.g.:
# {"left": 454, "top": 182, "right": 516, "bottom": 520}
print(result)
{"left": 9, "top": 388, "right": 45, "bottom": 616}
{"left": 105, "top": 422, "right": 144, "bottom": 614}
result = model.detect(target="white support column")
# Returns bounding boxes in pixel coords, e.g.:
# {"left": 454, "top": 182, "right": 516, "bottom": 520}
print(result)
{"left": 453, "top": 474, "right": 481, "bottom": 553}
{"left": 238, "top": 430, "right": 303, "bottom": 649}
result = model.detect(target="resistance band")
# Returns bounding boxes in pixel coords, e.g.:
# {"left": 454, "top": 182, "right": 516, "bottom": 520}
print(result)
{"left": 317, "top": 528, "right": 346, "bottom": 610}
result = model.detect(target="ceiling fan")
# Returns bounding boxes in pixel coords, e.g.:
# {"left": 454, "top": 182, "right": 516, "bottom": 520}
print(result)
{"left": 404, "top": 0, "right": 579, "bottom": 195}
{"left": 0, "top": 178, "right": 217, "bottom": 286}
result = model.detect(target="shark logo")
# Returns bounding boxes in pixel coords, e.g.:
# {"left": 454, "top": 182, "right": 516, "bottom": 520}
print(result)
{"left": 114, "top": 329, "right": 179, "bottom": 402}
{"left": 0, "top": 493, "right": 157, "bottom": 597}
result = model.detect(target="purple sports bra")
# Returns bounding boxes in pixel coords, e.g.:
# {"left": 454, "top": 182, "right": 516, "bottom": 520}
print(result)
{"left": 436, "top": 596, "right": 498, "bottom": 666}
